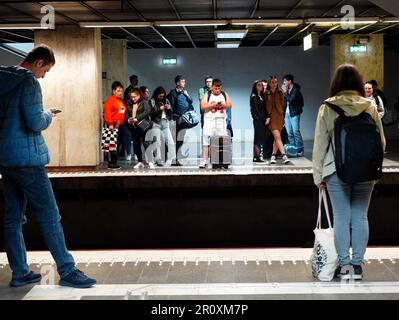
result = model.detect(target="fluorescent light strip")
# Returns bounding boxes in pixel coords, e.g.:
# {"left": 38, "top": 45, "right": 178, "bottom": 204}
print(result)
{"left": 383, "top": 17, "right": 399, "bottom": 23}
{"left": 230, "top": 19, "right": 303, "bottom": 26}
{"left": 80, "top": 22, "right": 153, "bottom": 28}
{"left": 156, "top": 20, "right": 228, "bottom": 27}
{"left": 0, "top": 24, "right": 52, "bottom": 30}
{"left": 307, "top": 17, "right": 379, "bottom": 25}
{"left": 216, "top": 41, "right": 241, "bottom": 48}
{"left": 215, "top": 29, "right": 247, "bottom": 39}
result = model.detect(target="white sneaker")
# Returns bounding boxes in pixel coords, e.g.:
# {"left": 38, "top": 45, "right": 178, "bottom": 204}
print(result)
{"left": 283, "top": 155, "right": 291, "bottom": 164}
{"left": 134, "top": 162, "right": 144, "bottom": 169}
{"left": 199, "top": 160, "right": 207, "bottom": 169}
{"left": 126, "top": 154, "right": 132, "bottom": 161}
{"left": 148, "top": 162, "right": 155, "bottom": 170}
{"left": 270, "top": 155, "right": 276, "bottom": 164}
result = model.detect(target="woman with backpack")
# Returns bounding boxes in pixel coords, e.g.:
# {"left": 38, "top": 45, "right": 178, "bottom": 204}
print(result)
{"left": 312, "top": 64, "right": 386, "bottom": 281}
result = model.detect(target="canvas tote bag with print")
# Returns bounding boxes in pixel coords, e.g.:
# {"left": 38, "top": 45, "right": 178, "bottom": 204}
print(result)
{"left": 311, "top": 188, "right": 338, "bottom": 281}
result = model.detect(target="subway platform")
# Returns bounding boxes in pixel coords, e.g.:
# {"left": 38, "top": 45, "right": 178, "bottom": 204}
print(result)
{"left": 1, "top": 248, "right": 399, "bottom": 300}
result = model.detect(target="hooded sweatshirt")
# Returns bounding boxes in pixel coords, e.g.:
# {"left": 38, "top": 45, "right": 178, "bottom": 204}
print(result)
{"left": 312, "top": 90, "right": 386, "bottom": 185}
{"left": 0, "top": 65, "right": 52, "bottom": 167}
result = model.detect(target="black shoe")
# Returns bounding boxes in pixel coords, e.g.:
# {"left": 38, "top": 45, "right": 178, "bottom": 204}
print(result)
{"left": 171, "top": 160, "right": 183, "bottom": 167}
{"left": 10, "top": 271, "right": 42, "bottom": 287}
{"left": 108, "top": 163, "right": 121, "bottom": 170}
{"left": 334, "top": 265, "right": 353, "bottom": 280}
{"left": 59, "top": 269, "right": 96, "bottom": 288}
{"left": 352, "top": 264, "right": 363, "bottom": 280}
{"left": 253, "top": 157, "right": 266, "bottom": 164}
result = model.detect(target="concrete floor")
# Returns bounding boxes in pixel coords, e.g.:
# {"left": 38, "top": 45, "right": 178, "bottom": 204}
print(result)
{"left": 1, "top": 248, "right": 399, "bottom": 300}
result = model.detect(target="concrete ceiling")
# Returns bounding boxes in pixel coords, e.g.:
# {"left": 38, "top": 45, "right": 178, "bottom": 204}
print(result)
{"left": 0, "top": 0, "right": 398, "bottom": 49}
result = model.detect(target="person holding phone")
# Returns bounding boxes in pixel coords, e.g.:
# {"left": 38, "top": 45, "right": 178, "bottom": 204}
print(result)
{"left": 150, "top": 86, "right": 176, "bottom": 166}
{"left": 199, "top": 78, "right": 232, "bottom": 168}
{"left": 103, "top": 81, "right": 127, "bottom": 170}
{"left": 0, "top": 44, "right": 96, "bottom": 288}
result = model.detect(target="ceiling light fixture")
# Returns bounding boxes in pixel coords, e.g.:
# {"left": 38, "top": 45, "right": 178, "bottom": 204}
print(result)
{"left": 230, "top": 19, "right": 303, "bottom": 27}
{"left": 155, "top": 20, "right": 228, "bottom": 27}
{"left": 216, "top": 41, "right": 241, "bottom": 48}
{"left": 80, "top": 22, "right": 153, "bottom": 28}
{"left": 215, "top": 29, "right": 248, "bottom": 39}
{"left": 307, "top": 17, "right": 379, "bottom": 26}
{"left": 0, "top": 23, "right": 52, "bottom": 30}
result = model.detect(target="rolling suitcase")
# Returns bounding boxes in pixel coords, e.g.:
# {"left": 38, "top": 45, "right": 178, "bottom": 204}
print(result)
{"left": 210, "top": 135, "right": 232, "bottom": 169}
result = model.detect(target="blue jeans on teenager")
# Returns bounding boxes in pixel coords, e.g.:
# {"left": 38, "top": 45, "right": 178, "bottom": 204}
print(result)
{"left": 325, "top": 173, "right": 375, "bottom": 266}
{"left": 0, "top": 166, "right": 76, "bottom": 280}
{"left": 285, "top": 111, "right": 304, "bottom": 152}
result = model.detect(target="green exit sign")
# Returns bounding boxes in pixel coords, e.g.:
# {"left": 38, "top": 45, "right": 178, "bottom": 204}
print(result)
{"left": 163, "top": 58, "right": 177, "bottom": 65}
{"left": 350, "top": 45, "right": 367, "bottom": 53}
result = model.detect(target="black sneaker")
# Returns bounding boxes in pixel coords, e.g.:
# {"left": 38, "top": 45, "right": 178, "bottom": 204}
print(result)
{"left": 10, "top": 271, "right": 42, "bottom": 287}
{"left": 171, "top": 160, "right": 183, "bottom": 167}
{"left": 60, "top": 269, "right": 96, "bottom": 288}
{"left": 253, "top": 157, "right": 266, "bottom": 164}
{"left": 352, "top": 264, "right": 363, "bottom": 280}
{"left": 108, "top": 163, "right": 121, "bottom": 170}
{"left": 335, "top": 264, "right": 353, "bottom": 280}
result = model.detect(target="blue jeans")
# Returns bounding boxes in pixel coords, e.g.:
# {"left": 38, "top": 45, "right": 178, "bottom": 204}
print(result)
{"left": 0, "top": 166, "right": 76, "bottom": 280}
{"left": 285, "top": 112, "right": 304, "bottom": 152}
{"left": 325, "top": 173, "right": 375, "bottom": 266}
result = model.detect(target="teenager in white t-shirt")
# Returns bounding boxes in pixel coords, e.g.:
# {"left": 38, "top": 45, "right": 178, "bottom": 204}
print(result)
{"left": 199, "top": 79, "right": 232, "bottom": 168}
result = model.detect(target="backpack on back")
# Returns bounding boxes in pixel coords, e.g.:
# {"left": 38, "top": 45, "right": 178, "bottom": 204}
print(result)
{"left": 325, "top": 101, "right": 383, "bottom": 184}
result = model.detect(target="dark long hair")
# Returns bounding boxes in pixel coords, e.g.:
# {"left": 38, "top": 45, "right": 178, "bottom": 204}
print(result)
{"left": 251, "top": 80, "right": 263, "bottom": 96}
{"left": 152, "top": 86, "right": 167, "bottom": 103}
{"left": 330, "top": 64, "right": 365, "bottom": 97}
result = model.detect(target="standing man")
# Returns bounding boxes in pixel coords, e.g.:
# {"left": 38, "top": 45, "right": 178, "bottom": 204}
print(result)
{"left": 167, "top": 75, "right": 194, "bottom": 166}
{"left": 199, "top": 79, "right": 232, "bottom": 168}
{"left": 123, "top": 74, "right": 139, "bottom": 103}
{"left": 198, "top": 75, "right": 213, "bottom": 129}
{"left": 282, "top": 74, "right": 305, "bottom": 156}
{"left": 0, "top": 45, "right": 96, "bottom": 288}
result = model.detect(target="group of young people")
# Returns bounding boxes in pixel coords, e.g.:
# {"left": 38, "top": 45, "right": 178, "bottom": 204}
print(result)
{"left": 102, "top": 72, "right": 307, "bottom": 169}
{"left": 0, "top": 43, "right": 393, "bottom": 288}
{"left": 250, "top": 74, "right": 305, "bottom": 165}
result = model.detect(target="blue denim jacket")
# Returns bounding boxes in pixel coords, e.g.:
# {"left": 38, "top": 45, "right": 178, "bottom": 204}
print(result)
{"left": 0, "top": 65, "right": 52, "bottom": 167}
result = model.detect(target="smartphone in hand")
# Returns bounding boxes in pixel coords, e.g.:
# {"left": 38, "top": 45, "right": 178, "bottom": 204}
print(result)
{"left": 51, "top": 108, "right": 62, "bottom": 114}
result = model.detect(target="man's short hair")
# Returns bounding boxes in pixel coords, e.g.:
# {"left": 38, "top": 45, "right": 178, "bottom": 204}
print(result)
{"left": 175, "top": 75, "right": 185, "bottom": 84}
{"left": 112, "top": 81, "right": 123, "bottom": 91}
{"left": 212, "top": 79, "right": 222, "bottom": 86}
{"left": 23, "top": 44, "right": 55, "bottom": 66}
{"left": 129, "top": 74, "right": 138, "bottom": 82}
{"left": 283, "top": 74, "right": 294, "bottom": 82}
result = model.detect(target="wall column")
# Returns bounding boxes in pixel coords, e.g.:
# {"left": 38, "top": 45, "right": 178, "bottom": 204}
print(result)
{"left": 331, "top": 34, "right": 384, "bottom": 89}
{"left": 101, "top": 39, "right": 127, "bottom": 101}
{"left": 35, "top": 25, "right": 102, "bottom": 167}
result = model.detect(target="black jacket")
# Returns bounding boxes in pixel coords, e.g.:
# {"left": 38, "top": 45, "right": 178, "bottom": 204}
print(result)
{"left": 149, "top": 97, "right": 173, "bottom": 123}
{"left": 250, "top": 94, "right": 269, "bottom": 121}
{"left": 125, "top": 100, "right": 155, "bottom": 124}
{"left": 284, "top": 83, "right": 304, "bottom": 117}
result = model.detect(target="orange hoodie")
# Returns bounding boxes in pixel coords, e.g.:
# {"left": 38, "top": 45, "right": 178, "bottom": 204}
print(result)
{"left": 103, "top": 96, "right": 126, "bottom": 126}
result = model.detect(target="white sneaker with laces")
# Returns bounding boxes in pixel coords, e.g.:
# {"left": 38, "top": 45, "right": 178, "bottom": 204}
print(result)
{"left": 134, "top": 162, "right": 144, "bottom": 169}
{"left": 270, "top": 155, "right": 276, "bottom": 164}
{"left": 283, "top": 155, "right": 291, "bottom": 164}
{"left": 126, "top": 154, "right": 132, "bottom": 161}
{"left": 199, "top": 160, "right": 207, "bottom": 169}
{"left": 148, "top": 162, "right": 155, "bottom": 170}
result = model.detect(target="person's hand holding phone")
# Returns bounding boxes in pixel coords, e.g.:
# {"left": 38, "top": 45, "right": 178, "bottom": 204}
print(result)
{"left": 48, "top": 108, "right": 62, "bottom": 117}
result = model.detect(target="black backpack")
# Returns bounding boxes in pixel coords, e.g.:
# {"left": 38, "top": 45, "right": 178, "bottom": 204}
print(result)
{"left": 325, "top": 101, "right": 383, "bottom": 184}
